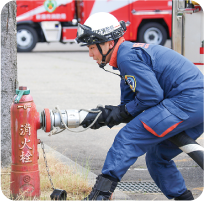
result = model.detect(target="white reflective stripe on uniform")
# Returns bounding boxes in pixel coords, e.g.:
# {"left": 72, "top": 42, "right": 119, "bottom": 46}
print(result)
{"left": 90, "top": 0, "right": 138, "bottom": 15}
{"left": 132, "top": 10, "right": 172, "bottom": 15}
{"left": 179, "top": 144, "right": 204, "bottom": 153}
{"left": 17, "top": 0, "right": 72, "bottom": 22}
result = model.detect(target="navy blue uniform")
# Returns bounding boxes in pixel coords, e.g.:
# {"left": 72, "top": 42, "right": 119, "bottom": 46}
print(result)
{"left": 102, "top": 40, "right": 203, "bottom": 199}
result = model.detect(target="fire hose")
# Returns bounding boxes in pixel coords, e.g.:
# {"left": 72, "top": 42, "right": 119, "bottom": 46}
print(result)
{"left": 41, "top": 106, "right": 204, "bottom": 170}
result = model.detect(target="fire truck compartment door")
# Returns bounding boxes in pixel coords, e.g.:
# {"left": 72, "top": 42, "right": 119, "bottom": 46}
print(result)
{"left": 41, "top": 21, "right": 62, "bottom": 42}
{"left": 62, "top": 27, "right": 77, "bottom": 42}
{"left": 184, "top": 11, "right": 204, "bottom": 64}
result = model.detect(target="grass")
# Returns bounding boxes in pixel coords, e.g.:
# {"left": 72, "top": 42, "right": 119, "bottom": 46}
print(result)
{"left": 1, "top": 148, "right": 92, "bottom": 200}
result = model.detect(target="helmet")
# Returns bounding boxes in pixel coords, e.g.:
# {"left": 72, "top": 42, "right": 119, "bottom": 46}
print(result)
{"left": 76, "top": 12, "right": 126, "bottom": 46}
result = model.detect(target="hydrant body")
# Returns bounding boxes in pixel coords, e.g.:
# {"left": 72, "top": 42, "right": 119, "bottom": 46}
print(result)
{"left": 10, "top": 87, "right": 41, "bottom": 198}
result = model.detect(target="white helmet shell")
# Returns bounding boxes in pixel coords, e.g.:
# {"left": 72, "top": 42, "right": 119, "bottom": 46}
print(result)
{"left": 76, "top": 12, "right": 126, "bottom": 45}
{"left": 84, "top": 12, "right": 121, "bottom": 36}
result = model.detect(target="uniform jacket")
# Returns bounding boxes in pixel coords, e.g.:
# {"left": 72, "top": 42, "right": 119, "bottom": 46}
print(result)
{"left": 109, "top": 37, "right": 203, "bottom": 137}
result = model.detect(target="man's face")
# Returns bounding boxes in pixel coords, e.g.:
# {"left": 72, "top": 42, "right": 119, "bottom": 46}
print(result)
{"left": 88, "top": 42, "right": 110, "bottom": 65}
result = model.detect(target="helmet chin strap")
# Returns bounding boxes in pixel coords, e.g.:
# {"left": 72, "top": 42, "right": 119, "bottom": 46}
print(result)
{"left": 96, "top": 43, "right": 129, "bottom": 85}
{"left": 96, "top": 43, "right": 113, "bottom": 68}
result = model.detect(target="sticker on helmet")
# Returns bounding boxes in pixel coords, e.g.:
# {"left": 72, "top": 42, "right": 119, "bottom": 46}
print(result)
{"left": 93, "top": 25, "right": 114, "bottom": 35}
{"left": 125, "top": 75, "right": 136, "bottom": 92}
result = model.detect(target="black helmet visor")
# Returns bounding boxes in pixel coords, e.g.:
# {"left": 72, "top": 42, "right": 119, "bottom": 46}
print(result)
{"left": 76, "top": 23, "right": 107, "bottom": 46}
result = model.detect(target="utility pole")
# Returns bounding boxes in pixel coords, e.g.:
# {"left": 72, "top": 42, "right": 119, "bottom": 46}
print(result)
{"left": 1, "top": 1, "right": 18, "bottom": 167}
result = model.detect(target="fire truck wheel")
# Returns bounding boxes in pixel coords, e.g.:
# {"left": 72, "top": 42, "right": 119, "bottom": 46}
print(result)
{"left": 17, "top": 25, "right": 38, "bottom": 52}
{"left": 138, "top": 22, "right": 167, "bottom": 45}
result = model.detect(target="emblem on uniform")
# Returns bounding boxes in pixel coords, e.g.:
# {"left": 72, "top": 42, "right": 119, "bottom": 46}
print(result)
{"left": 125, "top": 75, "right": 136, "bottom": 92}
{"left": 44, "top": 0, "right": 57, "bottom": 13}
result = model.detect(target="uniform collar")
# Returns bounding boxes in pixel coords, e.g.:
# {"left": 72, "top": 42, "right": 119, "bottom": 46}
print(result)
{"left": 109, "top": 37, "right": 125, "bottom": 68}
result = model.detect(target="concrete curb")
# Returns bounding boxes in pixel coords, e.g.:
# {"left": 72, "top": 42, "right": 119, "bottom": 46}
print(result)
{"left": 40, "top": 143, "right": 131, "bottom": 200}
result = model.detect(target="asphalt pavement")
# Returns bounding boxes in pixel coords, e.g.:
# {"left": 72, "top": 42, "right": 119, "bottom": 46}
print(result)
{"left": 17, "top": 40, "right": 204, "bottom": 200}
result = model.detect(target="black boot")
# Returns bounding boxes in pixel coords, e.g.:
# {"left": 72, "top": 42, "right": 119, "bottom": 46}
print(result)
{"left": 84, "top": 174, "right": 118, "bottom": 200}
{"left": 175, "top": 190, "right": 194, "bottom": 200}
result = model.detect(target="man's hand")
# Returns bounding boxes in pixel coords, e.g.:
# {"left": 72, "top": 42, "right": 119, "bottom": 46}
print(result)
{"left": 82, "top": 119, "right": 105, "bottom": 129}
{"left": 82, "top": 106, "right": 107, "bottom": 130}
{"left": 105, "top": 105, "right": 133, "bottom": 127}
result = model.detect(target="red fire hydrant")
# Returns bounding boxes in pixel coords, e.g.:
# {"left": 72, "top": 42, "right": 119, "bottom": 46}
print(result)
{"left": 10, "top": 86, "right": 41, "bottom": 198}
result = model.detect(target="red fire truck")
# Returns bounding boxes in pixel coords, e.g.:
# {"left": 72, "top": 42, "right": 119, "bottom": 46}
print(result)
{"left": 16, "top": 0, "right": 172, "bottom": 52}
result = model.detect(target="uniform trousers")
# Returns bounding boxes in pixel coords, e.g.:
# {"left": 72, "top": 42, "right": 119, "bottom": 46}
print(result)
{"left": 102, "top": 88, "right": 203, "bottom": 199}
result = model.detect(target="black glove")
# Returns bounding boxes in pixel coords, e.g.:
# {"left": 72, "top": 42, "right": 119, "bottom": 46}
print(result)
{"left": 82, "top": 106, "right": 107, "bottom": 129}
{"left": 82, "top": 119, "right": 105, "bottom": 129}
{"left": 105, "top": 105, "right": 132, "bottom": 127}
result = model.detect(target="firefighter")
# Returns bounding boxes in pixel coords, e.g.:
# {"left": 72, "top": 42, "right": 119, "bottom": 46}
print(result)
{"left": 76, "top": 12, "right": 203, "bottom": 200}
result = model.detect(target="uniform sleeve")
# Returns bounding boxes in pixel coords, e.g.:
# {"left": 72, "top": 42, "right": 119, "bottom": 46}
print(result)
{"left": 120, "top": 60, "right": 164, "bottom": 117}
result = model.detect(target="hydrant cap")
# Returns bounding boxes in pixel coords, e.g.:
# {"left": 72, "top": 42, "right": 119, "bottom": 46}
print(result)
{"left": 16, "top": 88, "right": 30, "bottom": 95}
{"left": 14, "top": 86, "right": 31, "bottom": 103}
